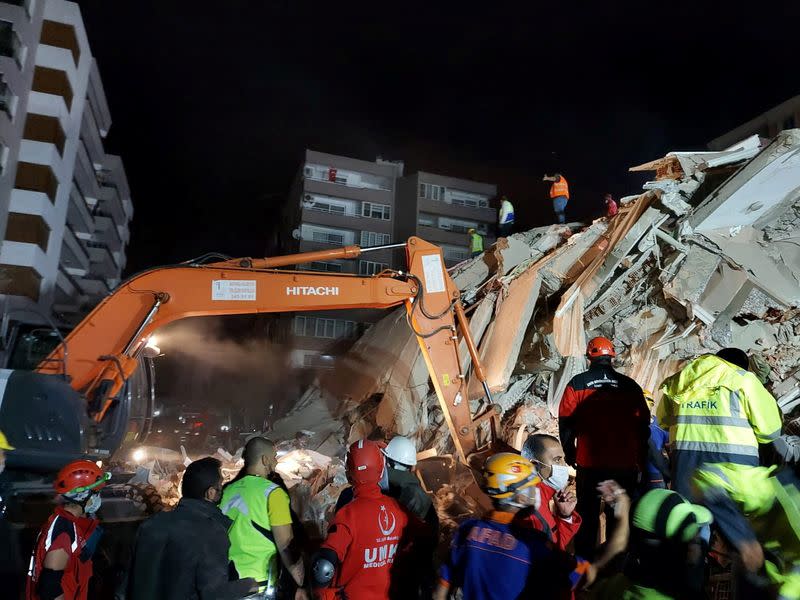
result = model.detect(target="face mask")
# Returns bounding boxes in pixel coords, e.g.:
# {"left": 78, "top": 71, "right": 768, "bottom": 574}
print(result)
{"left": 542, "top": 463, "right": 570, "bottom": 491}
{"left": 84, "top": 493, "right": 102, "bottom": 514}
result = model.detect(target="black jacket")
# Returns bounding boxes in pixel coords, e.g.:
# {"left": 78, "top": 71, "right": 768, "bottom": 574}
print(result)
{"left": 127, "top": 498, "right": 253, "bottom": 600}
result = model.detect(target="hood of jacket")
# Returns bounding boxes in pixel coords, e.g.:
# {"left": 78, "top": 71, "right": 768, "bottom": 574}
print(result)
{"left": 660, "top": 354, "right": 750, "bottom": 405}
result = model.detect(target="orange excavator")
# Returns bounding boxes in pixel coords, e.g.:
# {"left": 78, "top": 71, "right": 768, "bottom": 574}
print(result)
{"left": 0, "top": 237, "right": 497, "bottom": 480}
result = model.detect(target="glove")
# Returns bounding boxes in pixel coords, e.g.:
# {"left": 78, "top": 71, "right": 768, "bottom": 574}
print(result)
{"left": 773, "top": 435, "right": 800, "bottom": 464}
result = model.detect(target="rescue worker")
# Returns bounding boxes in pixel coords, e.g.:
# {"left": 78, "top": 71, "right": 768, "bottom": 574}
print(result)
{"left": 467, "top": 228, "right": 483, "bottom": 258}
{"left": 498, "top": 196, "right": 515, "bottom": 237}
{"left": 590, "top": 488, "right": 712, "bottom": 599}
{"left": 657, "top": 347, "right": 795, "bottom": 499}
{"left": 559, "top": 336, "right": 651, "bottom": 559}
{"left": 521, "top": 433, "right": 582, "bottom": 550}
{"left": 644, "top": 390, "right": 670, "bottom": 490}
{"left": 694, "top": 464, "right": 800, "bottom": 598}
{"left": 26, "top": 460, "right": 110, "bottom": 600}
{"left": 127, "top": 457, "right": 257, "bottom": 600}
{"left": 220, "top": 437, "right": 306, "bottom": 599}
{"left": 604, "top": 193, "right": 618, "bottom": 218}
{"left": 0, "top": 429, "right": 22, "bottom": 599}
{"left": 381, "top": 436, "right": 436, "bottom": 525}
{"left": 434, "top": 454, "right": 631, "bottom": 600}
{"left": 544, "top": 173, "right": 570, "bottom": 224}
{"left": 312, "top": 439, "right": 423, "bottom": 599}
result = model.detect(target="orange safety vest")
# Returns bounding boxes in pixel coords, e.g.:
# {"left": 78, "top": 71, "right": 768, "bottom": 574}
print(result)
{"left": 549, "top": 176, "right": 570, "bottom": 199}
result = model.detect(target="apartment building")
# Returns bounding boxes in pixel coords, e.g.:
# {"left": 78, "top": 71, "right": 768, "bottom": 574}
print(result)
{"left": 396, "top": 171, "right": 497, "bottom": 266}
{"left": 709, "top": 95, "right": 800, "bottom": 150}
{"left": 0, "top": 0, "right": 133, "bottom": 366}
{"left": 281, "top": 149, "right": 404, "bottom": 369}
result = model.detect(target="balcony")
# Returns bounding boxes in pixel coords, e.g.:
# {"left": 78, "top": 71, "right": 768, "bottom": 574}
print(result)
{"left": 86, "top": 240, "right": 118, "bottom": 278}
{"left": 23, "top": 113, "right": 66, "bottom": 156}
{"left": 0, "top": 20, "right": 22, "bottom": 66}
{"left": 304, "top": 178, "right": 392, "bottom": 204}
{"left": 97, "top": 183, "right": 126, "bottom": 225}
{"left": 66, "top": 185, "right": 94, "bottom": 235}
{"left": 75, "top": 273, "right": 109, "bottom": 298}
{"left": 60, "top": 225, "right": 90, "bottom": 274}
{"left": 40, "top": 20, "right": 80, "bottom": 67}
{"left": 93, "top": 210, "right": 123, "bottom": 252}
{"left": 32, "top": 66, "right": 73, "bottom": 111}
{"left": 4, "top": 212, "right": 49, "bottom": 252}
{"left": 53, "top": 266, "right": 86, "bottom": 314}
{"left": 418, "top": 197, "right": 496, "bottom": 223}
{"left": 0, "top": 264, "right": 42, "bottom": 301}
{"left": 15, "top": 161, "right": 59, "bottom": 204}
{"left": 0, "top": 78, "right": 13, "bottom": 119}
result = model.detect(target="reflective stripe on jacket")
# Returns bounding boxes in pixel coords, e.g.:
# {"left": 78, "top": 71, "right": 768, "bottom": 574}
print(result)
{"left": 658, "top": 354, "right": 782, "bottom": 469}
{"left": 499, "top": 200, "right": 515, "bottom": 224}
{"left": 220, "top": 475, "right": 280, "bottom": 590}
{"left": 549, "top": 176, "right": 569, "bottom": 199}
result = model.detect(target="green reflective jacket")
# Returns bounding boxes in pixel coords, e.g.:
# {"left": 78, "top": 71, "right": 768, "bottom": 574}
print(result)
{"left": 220, "top": 475, "right": 280, "bottom": 589}
{"left": 469, "top": 232, "right": 484, "bottom": 253}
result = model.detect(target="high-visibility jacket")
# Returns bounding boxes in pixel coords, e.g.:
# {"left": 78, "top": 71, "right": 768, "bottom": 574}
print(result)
{"left": 469, "top": 232, "right": 483, "bottom": 253}
{"left": 220, "top": 475, "right": 281, "bottom": 592}
{"left": 26, "top": 507, "right": 100, "bottom": 600}
{"left": 499, "top": 200, "right": 515, "bottom": 225}
{"left": 657, "top": 354, "right": 782, "bottom": 497}
{"left": 549, "top": 176, "right": 569, "bottom": 199}
{"left": 694, "top": 465, "right": 800, "bottom": 599}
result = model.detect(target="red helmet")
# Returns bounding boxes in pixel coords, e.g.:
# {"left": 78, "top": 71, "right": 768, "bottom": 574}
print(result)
{"left": 54, "top": 460, "right": 110, "bottom": 497}
{"left": 346, "top": 439, "right": 385, "bottom": 486}
{"left": 587, "top": 336, "right": 616, "bottom": 359}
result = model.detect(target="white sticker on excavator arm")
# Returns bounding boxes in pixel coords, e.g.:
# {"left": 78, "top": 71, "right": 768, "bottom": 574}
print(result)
{"left": 212, "top": 280, "right": 257, "bottom": 301}
{"left": 421, "top": 254, "right": 446, "bottom": 294}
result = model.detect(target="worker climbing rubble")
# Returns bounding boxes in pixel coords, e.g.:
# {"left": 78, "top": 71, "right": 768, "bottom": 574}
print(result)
{"left": 603, "top": 193, "right": 617, "bottom": 217}
{"left": 313, "top": 439, "right": 430, "bottom": 599}
{"left": 521, "top": 433, "right": 582, "bottom": 550}
{"left": 26, "top": 460, "right": 110, "bottom": 600}
{"left": 497, "top": 195, "right": 515, "bottom": 236}
{"left": 543, "top": 173, "right": 570, "bottom": 223}
{"left": 558, "top": 336, "right": 651, "bottom": 559}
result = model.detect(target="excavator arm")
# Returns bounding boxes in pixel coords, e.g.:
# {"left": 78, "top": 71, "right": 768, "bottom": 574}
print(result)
{"left": 37, "top": 237, "right": 495, "bottom": 462}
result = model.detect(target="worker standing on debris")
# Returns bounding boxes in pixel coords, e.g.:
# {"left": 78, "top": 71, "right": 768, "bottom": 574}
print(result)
{"left": 467, "top": 228, "right": 483, "bottom": 258}
{"left": 26, "top": 460, "right": 110, "bottom": 600}
{"left": 643, "top": 391, "right": 670, "bottom": 490}
{"left": 498, "top": 195, "right": 515, "bottom": 237}
{"left": 313, "top": 439, "right": 423, "bottom": 599}
{"left": 657, "top": 347, "right": 793, "bottom": 499}
{"left": 434, "top": 454, "right": 630, "bottom": 600}
{"left": 543, "top": 174, "right": 570, "bottom": 224}
{"left": 521, "top": 434, "right": 582, "bottom": 550}
{"left": 220, "top": 437, "right": 307, "bottom": 599}
{"left": 558, "top": 336, "right": 651, "bottom": 559}
{"left": 604, "top": 193, "right": 618, "bottom": 218}
{"left": 382, "top": 436, "right": 438, "bottom": 527}
{"left": 127, "top": 457, "right": 257, "bottom": 600}
{"left": 590, "top": 488, "right": 712, "bottom": 599}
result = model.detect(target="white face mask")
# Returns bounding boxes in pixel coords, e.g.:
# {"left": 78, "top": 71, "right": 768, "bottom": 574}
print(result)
{"left": 537, "top": 461, "right": 570, "bottom": 491}
{"left": 84, "top": 493, "right": 102, "bottom": 514}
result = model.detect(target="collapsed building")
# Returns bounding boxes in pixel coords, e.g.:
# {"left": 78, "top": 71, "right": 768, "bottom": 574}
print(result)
{"left": 127, "top": 130, "right": 800, "bottom": 538}
{"left": 259, "top": 129, "right": 800, "bottom": 535}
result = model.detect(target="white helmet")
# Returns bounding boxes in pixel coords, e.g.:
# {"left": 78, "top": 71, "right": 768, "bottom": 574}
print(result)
{"left": 383, "top": 436, "right": 417, "bottom": 468}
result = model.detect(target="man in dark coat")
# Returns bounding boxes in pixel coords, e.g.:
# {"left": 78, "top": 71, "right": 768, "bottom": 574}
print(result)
{"left": 127, "top": 457, "right": 256, "bottom": 600}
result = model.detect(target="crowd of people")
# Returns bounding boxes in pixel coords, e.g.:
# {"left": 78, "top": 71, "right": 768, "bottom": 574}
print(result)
{"left": 12, "top": 335, "right": 800, "bottom": 599}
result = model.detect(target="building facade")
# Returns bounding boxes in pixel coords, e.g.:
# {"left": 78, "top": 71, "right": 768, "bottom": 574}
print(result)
{"left": 395, "top": 171, "right": 496, "bottom": 266}
{"left": 709, "top": 95, "right": 800, "bottom": 150}
{"left": 280, "top": 149, "right": 404, "bottom": 369}
{"left": 0, "top": 0, "right": 132, "bottom": 365}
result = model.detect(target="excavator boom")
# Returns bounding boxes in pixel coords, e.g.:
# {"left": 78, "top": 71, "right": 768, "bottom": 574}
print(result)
{"left": 36, "top": 238, "right": 493, "bottom": 462}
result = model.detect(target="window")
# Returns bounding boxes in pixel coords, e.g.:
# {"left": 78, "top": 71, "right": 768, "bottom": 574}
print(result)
{"left": 419, "top": 183, "right": 446, "bottom": 201}
{"left": 450, "top": 191, "right": 490, "bottom": 209}
{"left": 293, "top": 316, "right": 359, "bottom": 339}
{"left": 360, "top": 230, "right": 391, "bottom": 247}
{"left": 303, "top": 194, "right": 358, "bottom": 216}
{"left": 302, "top": 261, "right": 342, "bottom": 273}
{"left": 362, "top": 202, "right": 391, "bottom": 220}
{"left": 303, "top": 353, "right": 335, "bottom": 369}
{"left": 441, "top": 245, "right": 470, "bottom": 262}
{"left": 418, "top": 213, "right": 436, "bottom": 227}
{"left": 438, "top": 217, "right": 488, "bottom": 234}
{"left": 313, "top": 230, "right": 343, "bottom": 245}
{"left": 359, "top": 260, "right": 388, "bottom": 275}
{"left": 300, "top": 224, "right": 355, "bottom": 246}
{"left": 0, "top": 78, "right": 14, "bottom": 119}
{"left": 0, "top": 21, "right": 22, "bottom": 64}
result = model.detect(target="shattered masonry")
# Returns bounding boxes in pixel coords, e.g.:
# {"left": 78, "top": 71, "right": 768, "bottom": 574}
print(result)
{"left": 248, "top": 129, "right": 800, "bottom": 532}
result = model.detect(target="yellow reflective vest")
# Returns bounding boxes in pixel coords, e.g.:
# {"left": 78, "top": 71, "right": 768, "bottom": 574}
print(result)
{"left": 469, "top": 232, "right": 484, "bottom": 254}
{"left": 658, "top": 354, "right": 782, "bottom": 498}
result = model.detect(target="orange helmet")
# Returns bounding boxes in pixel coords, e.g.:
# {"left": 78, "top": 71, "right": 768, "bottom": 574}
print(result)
{"left": 54, "top": 459, "right": 110, "bottom": 499}
{"left": 587, "top": 336, "right": 616, "bottom": 359}
{"left": 345, "top": 439, "right": 385, "bottom": 486}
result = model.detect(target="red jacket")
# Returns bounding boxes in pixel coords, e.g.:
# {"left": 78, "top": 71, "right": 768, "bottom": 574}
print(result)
{"left": 526, "top": 483, "right": 582, "bottom": 551}
{"left": 26, "top": 507, "right": 100, "bottom": 600}
{"left": 558, "top": 362, "right": 650, "bottom": 470}
{"left": 321, "top": 483, "right": 415, "bottom": 599}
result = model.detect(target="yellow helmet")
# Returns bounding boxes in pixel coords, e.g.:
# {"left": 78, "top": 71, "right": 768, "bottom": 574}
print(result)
{"left": 467, "top": 228, "right": 476, "bottom": 234}
{"left": 0, "top": 430, "right": 14, "bottom": 450}
{"left": 483, "top": 453, "right": 540, "bottom": 499}
{"left": 643, "top": 389, "right": 655, "bottom": 410}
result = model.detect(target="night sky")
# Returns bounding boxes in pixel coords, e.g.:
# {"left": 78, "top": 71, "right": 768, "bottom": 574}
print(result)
{"left": 80, "top": 1, "right": 800, "bottom": 275}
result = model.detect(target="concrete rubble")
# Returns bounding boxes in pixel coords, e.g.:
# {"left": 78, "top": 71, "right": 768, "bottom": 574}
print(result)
{"left": 135, "top": 128, "right": 800, "bottom": 537}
